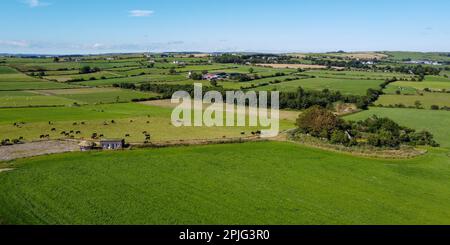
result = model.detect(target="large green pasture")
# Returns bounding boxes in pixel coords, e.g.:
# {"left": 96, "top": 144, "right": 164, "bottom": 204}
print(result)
{"left": 1, "top": 141, "right": 450, "bottom": 224}
{"left": 0, "top": 102, "right": 294, "bottom": 142}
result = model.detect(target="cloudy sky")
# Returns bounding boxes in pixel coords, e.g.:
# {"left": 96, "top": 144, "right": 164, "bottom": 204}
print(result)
{"left": 1, "top": 0, "right": 449, "bottom": 54}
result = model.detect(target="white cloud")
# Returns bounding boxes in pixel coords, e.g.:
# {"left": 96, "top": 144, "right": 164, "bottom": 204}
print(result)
{"left": 0, "top": 40, "right": 30, "bottom": 48}
{"left": 129, "top": 10, "right": 154, "bottom": 17}
{"left": 25, "top": 0, "right": 50, "bottom": 8}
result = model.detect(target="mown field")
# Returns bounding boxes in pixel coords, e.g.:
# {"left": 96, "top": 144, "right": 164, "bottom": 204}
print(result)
{"left": 1, "top": 141, "right": 450, "bottom": 224}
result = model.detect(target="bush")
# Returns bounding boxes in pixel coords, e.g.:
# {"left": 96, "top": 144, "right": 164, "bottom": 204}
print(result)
{"left": 330, "top": 130, "right": 350, "bottom": 145}
{"left": 430, "top": 105, "right": 439, "bottom": 110}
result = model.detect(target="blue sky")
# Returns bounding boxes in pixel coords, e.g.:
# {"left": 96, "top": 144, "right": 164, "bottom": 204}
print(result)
{"left": 0, "top": 0, "right": 449, "bottom": 54}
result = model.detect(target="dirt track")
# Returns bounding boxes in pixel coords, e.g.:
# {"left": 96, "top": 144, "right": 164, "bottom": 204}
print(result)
{"left": 0, "top": 140, "right": 79, "bottom": 162}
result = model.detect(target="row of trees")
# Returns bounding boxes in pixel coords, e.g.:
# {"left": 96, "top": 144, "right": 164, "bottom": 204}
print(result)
{"left": 296, "top": 106, "right": 439, "bottom": 148}
{"left": 114, "top": 79, "right": 386, "bottom": 110}
{"left": 304, "top": 56, "right": 371, "bottom": 69}
{"left": 212, "top": 54, "right": 293, "bottom": 64}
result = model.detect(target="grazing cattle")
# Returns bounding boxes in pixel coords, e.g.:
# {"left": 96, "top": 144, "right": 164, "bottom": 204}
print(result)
{"left": 76, "top": 131, "right": 81, "bottom": 134}
{"left": 129, "top": 120, "right": 133, "bottom": 123}
{"left": 99, "top": 134, "right": 104, "bottom": 137}
{"left": 73, "top": 122, "right": 77, "bottom": 126}
{"left": 142, "top": 131, "right": 147, "bottom": 134}
{"left": 70, "top": 130, "right": 74, "bottom": 134}
{"left": 81, "top": 122, "right": 85, "bottom": 125}
{"left": 125, "top": 134, "right": 130, "bottom": 137}
{"left": 40, "top": 135, "right": 45, "bottom": 139}
{"left": 51, "top": 128, "right": 56, "bottom": 131}
{"left": 146, "top": 121, "right": 150, "bottom": 124}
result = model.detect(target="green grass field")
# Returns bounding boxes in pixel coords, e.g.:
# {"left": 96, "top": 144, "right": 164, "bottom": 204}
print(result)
{"left": 40, "top": 88, "right": 160, "bottom": 104}
{"left": 255, "top": 77, "right": 383, "bottom": 95}
{"left": 383, "top": 51, "right": 450, "bottom": 62}
{"left": 0, "top": 88, "right": 160, "bottom": 107}
{"left": 375, "top": 93, "right": 450, "bottom": 108}
{"left": 0, "top": 81, "right": 78, "bottom": 90}
{"left": 0, "top": 93, "right": 78, "bottom": 107}
{"left": 389, "top": 76, "right": 450, "bottom": 91}
{"left": 1, "top": 141, "right": 450, "bottom": 224}
{"left": 0, "top": 66, "right": 19, "bottom": 74}
{"left": 345, "top": 107, "right": 450, "bottom": 148}
{"left": 45, "top": 71, "right": 122, "bottom": 82}
{"left": 304, "top": 70, "right": 413, "bottom": 80}
{"left": 73, "top": 74, "right": 188, "bottom": 87}
{"left": 0, "top": 102, "right": 295, "bottom": 142}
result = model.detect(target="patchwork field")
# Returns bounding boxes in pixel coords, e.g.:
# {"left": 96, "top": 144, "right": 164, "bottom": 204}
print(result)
{"left": 1, "top": 141, "right": 450, "bottom": 224}
{"left": 0, "top": 66, "right": 78, "bottom": 90}
{"left": 1, "top": 53, "right": 450, "bottom": 226}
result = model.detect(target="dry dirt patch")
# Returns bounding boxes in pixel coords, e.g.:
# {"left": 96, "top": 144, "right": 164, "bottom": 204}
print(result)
{"left": 333, "top": 52, "right": 388, "bottom": 60}
{"left": 0, "top": 140, "right": 79, "bottom": 161}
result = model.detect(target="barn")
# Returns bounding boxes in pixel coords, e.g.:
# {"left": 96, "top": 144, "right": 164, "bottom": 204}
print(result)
{"left": 100, "top": 139, "right": 125, "bottom": 150}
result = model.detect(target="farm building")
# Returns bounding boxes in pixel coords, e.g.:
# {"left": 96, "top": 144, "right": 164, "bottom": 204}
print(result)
{"left": 202, "top": 72, "right": 228, "bottom": 80}
{"left": 100, "top": 139, "right": 125, "bottom": 150}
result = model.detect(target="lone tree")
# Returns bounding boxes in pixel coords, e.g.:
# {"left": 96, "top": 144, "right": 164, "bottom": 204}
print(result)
{"left": 80, "top": 66, "right": 91, "bottom": 74}
{"left": 296, "top": 106, "right": 344, "bottom": 138}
